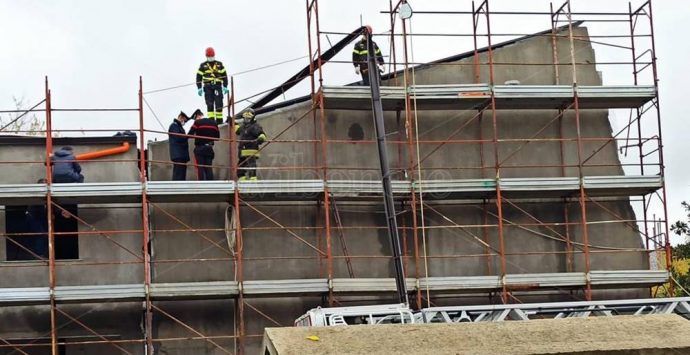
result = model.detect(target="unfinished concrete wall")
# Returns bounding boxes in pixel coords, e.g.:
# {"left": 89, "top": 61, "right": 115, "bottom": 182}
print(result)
{"left": 0, "top": 303, "right": 143, "bottom": 354}
{"left": 0, "top": 137, "right": 144, "bottom": 354}
{"left": 142, "top": 27, "right": 649, "bottom": 353}
{"left": 0, "top": 137, "right": 143, "bottom": 287}
{"left": 0, "top": 26, "right": 651, "bottom": 355}
{"left": 147, "top": 25, "right": 644, "bottom": 281}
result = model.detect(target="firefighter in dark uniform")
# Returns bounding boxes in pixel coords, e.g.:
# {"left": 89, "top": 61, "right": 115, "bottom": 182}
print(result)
{"left": 235, "top": 109, "right": 266, "bottom": 181}
{"left": 196, "top": 47, "right": 229, "bottom": 124}
{"left": 352, "top": 26, "right": 385, "bottom": 86}
{"left": 188, "top": 109, "right": 220, "bottom": 180}
{"left": 167, "top": 111, "right": 191, "bottom": 181}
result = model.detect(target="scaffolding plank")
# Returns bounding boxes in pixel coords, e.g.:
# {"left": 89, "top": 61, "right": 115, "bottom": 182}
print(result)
{"left": 147, "top": 180, "right": 235, "bottom": 203}
{"left": 493, "top": 85, "right": 574, "bottom": 109}
{"left": 150, "top": 281, "right": 238, "bottom": 300}
{"left": 321, "top": 84, "right": 655, "bottom": 111}
{"left": 0, "top": 184, "right": 47, "bottom": 206}
{"left": 332, "top": 278, "right": 418, "bottom": 293}
{"left": 0, "top": 270, "right": 669, "bottom": 306}
{"left": 0, "top": 175, "right": 662, "bottom": 205}
{"left": 238, "top": 180, "right": 325, "bottom": 201}
{"left": 589, "top": 270, "right": 669, "bottom": 286}
{"left": 415, "top": 179, "right": 496, "bottom": 199}
{"left": 419, "top": 276, "right": 500, "bottom": 291}
{"left": 577, "top": 85, "right": 657, "bottom": 109}
{"left": 54, "top": 284, "right": 145, "bottom": 303}
{"left": 52, "top": 182, "right": 143, "bottom": 204}
{"left": 243, "top": 279, "right": 329, "bottom": 295}
{"left": 0, "top": 287, "right": 50, "bottom": 306}
{"left": 416, "top": 175, "right": 661, "bottom": 199}
{"left": 327, "top": 180, "right": 410, "bottom": 200}
{"left": 504, "top": 272, "right": 586, "bottom": 288}
{"left": 583, "top": 175, "right": 662, "bottom": 196}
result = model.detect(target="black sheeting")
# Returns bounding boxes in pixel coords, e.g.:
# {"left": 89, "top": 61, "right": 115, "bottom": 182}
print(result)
{"left": 249, "top": 26, "right": 367, "bottom": 111}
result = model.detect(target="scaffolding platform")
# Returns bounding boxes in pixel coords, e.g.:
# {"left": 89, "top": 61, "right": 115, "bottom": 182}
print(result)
{"left": 321, "top": 84, "right": 656, "bottom": 111}
{"left": 0, "top": 175, "right": 662, "bottom": 205}
{"left": 0, "top": 270, "right": 668, "bottom": 306}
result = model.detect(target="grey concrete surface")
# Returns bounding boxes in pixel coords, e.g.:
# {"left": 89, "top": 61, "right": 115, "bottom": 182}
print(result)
{"left": 0, "top": 139, "right": 143, "bottom": 288}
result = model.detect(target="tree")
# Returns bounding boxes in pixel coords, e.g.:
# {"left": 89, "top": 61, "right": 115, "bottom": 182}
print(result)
{"left": 656, "top": 202, "right": 690, "bottom": 297}
{"left": 671, "top": 202, "right": 690, "bottom": 238}
{"left": 0, "top": 97, "right": 45, "bottom": 136}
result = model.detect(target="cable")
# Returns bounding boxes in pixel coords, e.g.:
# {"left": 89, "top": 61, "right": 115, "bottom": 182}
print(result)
{"left": 142, "top": 55, "right": 307, "bottom": 95}
{"left": 142, "top": 97, "right": 166, "bottom": 131}
{"left": 405, "top": 17, "right": 432, "bottom": 308}
{"left": 233, "top": 55, "right": 307, "bottom": 76}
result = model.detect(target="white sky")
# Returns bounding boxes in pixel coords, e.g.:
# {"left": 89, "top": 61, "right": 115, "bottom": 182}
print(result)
{"left": 0, "top": 0, "right": 688, "bottom": 243}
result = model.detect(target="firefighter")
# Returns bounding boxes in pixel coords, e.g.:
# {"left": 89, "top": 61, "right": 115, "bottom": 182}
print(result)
{"left": 235, "top": 109, "right": 266, "bottom": 181}
{"left": 168, "top": 111, "right": 191, "bottom": 181}
{"left": 195, "top": 47, "right": 229, "bottom": 124}
{"left": 188, "top": 109, "right": 220, "bottom": 180}
{"left": 352, "top": 26, "right": 385, "bottom": 86}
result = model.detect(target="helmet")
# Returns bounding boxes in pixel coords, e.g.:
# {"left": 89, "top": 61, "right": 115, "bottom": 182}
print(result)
{"left": 365, "top": 25, "right": 373, "bottom": 34}
{"left": 241, "top": 109, "right": 256, "bottom": 122}
{"left": 205, "top": 47, "right": 215, "bottom": 57}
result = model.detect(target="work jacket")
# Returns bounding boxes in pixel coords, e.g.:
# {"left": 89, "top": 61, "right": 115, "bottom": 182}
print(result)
{"left": 352, "top": 40, "right": 384, "bottom": 71}
{"left": 188, "top": 118, "right": 220, "bottom": 146}
{"left": 196, "top": 60, "right": 228, "bottom": 88}
{"left": 168, "top": 119, "right": 189, "bottom": 162}
{"left": 52, "top": 148, "right": 82, "bottom": 180}
{"left": 235, "top": 120, "right": 266, "bottom": 158}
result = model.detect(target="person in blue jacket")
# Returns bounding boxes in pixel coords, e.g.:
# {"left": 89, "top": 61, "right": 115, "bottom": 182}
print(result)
{"left": 168, "top": 111, "right": 191, "bottom": 180}
{"left": 52, "top": 146, "right": 84, "bottom": 183}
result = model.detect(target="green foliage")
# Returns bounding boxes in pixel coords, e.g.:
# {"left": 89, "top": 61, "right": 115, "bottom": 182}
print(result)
{"left": 671, "top": 201, "right": 690, "bottom": 242}
{"left": 664, "top": 201, "right": 690, "bottom": 296}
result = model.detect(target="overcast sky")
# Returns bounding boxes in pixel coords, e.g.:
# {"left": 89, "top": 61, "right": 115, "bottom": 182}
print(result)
{"left": 1, "top": 0, "right": 688, "bottom": 243}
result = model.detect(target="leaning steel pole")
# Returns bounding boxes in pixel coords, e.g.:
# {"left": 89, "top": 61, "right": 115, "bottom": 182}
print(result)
{"left": 366, "top": 29, "right": 409, "bottom": 305}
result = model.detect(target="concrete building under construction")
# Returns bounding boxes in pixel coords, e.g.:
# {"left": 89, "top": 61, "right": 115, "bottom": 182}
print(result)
{"left": 0, "top": 1, "right": 677, "bottom": 354}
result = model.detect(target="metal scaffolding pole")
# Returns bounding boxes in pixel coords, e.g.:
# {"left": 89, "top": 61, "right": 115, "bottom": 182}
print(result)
{"left": 138, "top": 77, "right": 154, "bottom": 354}
{"left": 45, "top": 77, "right": 58, "bottom": 355}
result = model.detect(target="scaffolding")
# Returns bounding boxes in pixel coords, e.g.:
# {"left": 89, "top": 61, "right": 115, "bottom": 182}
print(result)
{"left": 0, "top": 0, "right": 675, "bottom": 354}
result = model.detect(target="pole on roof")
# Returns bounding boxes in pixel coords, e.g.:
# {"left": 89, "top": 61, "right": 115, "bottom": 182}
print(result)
{"left": 366, "top": 29, "right": 409, "bottom": 305}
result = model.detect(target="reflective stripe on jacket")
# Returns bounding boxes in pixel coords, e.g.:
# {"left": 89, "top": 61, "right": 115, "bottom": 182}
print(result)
{"left": 196, "top": 60, "right": 228, "bottom": 88}
{"left": 235, "top": 121, "right": 266, "bottom": 157}
{"left": 352, "top": 40, "right": 384, "bottom": 69}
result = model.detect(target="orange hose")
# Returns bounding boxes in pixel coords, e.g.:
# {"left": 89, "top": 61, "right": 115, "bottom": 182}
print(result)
{"left": 75, "top": 142, "right": 130, "bottom": 160}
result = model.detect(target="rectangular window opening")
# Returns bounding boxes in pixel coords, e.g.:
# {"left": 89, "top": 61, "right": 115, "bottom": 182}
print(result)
{"left": 5, "top": 204, "right": 79, "bottom": 261}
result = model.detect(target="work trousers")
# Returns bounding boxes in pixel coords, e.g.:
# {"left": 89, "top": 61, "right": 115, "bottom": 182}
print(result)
{"left": 171, "top": 159, "right": 188, "bottom": 181}
{"left": 238, "top": 155, "right": 258, "bottom": 180}
{"left": 53, "top": 173, "right": 84, "bottom": 183}
{"left": 193, "top": 145, "right": 215, "bottom": 181}
{"left": 203, "top": 84, "right": 224, "bottom": 124}
{"left": 358, "top": 66, "right": 382, "bottom": 86}
{"left": 360, "top": 67, "right": 370, "bottom": 86}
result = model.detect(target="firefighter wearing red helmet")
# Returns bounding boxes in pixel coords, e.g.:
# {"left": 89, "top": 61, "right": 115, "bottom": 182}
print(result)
{"left": 352, "top": 26, "right": 385, "bottom": 86}
{"left": 195, "top": 47, "right": 229, "bottom": 124}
